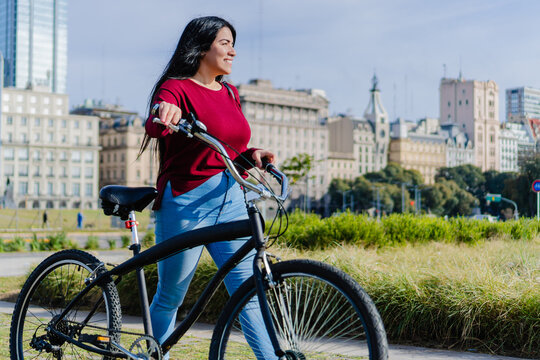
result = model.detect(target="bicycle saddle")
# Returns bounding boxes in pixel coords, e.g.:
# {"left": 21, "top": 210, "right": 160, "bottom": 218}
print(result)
{"left": 100, "top": 185, "right": 158, "bottom": 219}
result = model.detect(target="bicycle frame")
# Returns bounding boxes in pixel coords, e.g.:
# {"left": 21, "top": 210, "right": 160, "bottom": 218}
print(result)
{"left": 48, "top": 203, "right": 286, "bottom": 358}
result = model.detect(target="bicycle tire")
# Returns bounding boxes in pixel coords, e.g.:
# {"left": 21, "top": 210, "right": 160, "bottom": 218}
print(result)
{"left": 210, "top": 259, "right": 388, "bottom": 360}
{"left": 10, "top": 249, "right": 122, "bottom": 359}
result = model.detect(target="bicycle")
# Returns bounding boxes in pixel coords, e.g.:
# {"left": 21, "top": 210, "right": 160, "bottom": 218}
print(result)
{"left": 9, "top": 112, "right": 389, "bottom": 359}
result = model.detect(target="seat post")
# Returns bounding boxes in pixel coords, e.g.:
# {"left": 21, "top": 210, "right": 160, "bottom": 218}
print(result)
{"left": 126, "top": 210, "right": 140, "bottom": 247}
{"left": 126, "top": 210, "right": 153, "bottom": 336}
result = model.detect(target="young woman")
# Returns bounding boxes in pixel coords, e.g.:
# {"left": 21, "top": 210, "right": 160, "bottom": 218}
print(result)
{"left": 140, "top": 16, "right": 276, "bottom": 359}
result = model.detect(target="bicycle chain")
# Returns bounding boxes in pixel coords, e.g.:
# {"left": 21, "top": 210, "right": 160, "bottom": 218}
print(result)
{"left": 64, "top": 320, "right": 158, "bottom": 345}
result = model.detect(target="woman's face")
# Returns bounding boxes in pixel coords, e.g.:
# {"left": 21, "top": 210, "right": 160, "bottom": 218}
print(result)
{"left": 200, "top": 26, "right": 236, "bottom": 76}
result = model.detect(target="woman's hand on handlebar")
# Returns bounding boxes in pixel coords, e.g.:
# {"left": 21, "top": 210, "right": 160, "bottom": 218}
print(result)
{"left": 252, "top": 149, "right": 275, "bottom": 169}
{"left": 155, "top": 102, "right": 182, "bottom": 134}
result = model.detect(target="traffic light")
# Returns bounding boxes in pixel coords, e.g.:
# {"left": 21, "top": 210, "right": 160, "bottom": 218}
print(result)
{"left": 410, "top": 200, "right": 415, "bottom": 207}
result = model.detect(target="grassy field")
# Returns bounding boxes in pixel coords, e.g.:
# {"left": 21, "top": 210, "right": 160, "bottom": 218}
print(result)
{"left": 0, "top": 208, "right": 152, "bottom": 233}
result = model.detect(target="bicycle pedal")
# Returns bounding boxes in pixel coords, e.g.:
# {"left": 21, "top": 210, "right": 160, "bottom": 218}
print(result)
{"left": 78, "top": 334, "right": 111, "bottom": 346}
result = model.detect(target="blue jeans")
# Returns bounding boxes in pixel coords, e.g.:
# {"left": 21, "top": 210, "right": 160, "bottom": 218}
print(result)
{"left": 150, "top": 171, "right": 276, "bottom": 359}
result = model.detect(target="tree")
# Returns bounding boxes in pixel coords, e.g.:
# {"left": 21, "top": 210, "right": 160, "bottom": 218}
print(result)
{"left": 423, "top": 179, "right": 478, "bottom": 216}
{"left": 436, "top": 164, "right": 485, "bottom": 194}
{"left": 281, "top": 153, "right": 313, "bottom": 184}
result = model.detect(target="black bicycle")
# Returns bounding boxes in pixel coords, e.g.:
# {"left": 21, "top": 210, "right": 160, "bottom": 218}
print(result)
{"left": 9, "top": 113, "right": 388, "bottom": 359}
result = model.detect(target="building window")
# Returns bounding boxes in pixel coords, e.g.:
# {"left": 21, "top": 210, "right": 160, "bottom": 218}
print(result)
{"left": 61, "top": 183, "right": 67, "bottom": 196}
{"left": 85, "top": 152, "right": 94, "bottom": 163}
{"left": 85, "top": 183, "right": 93, "bottom": 197}
{"left": 19, "top": 148, "right": 29, "bottom": 160}
{"left": 19, "top": 182, "right": 28, "bottom": 195}
{"left": 72, "top": 151, "right": 81, "bottom": 162}
{"left": 19, "top": 165, "right": 29, "bottom": 176}
{"left": 34, "top": 182, "right": 40, "bottom": 195}
{"left": 6, "top": 116, "right": 13, "bottom": 125}
{"left": 73, "top": 183, "right": 80, "bottom": 196}
{"left": 4, "top": 148, "right": 14, "bottom": 160}
{"left": 4, "top": 164, "right": 14, "bottom": 176}
{"left": 72, "top": 167, "right": 81, "bottom": 178}
{"left": 85, "top": 167, "right": 93, "bottom": 178}
{"left": 48, "top": 182, "right": 54, "bottom": 195}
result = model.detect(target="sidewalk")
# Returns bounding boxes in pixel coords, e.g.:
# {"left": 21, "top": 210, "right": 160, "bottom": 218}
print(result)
{"left": 0, "top": 300, "right": 525, "bottom": 359}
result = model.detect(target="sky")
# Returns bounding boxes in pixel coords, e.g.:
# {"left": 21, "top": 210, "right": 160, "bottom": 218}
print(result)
{"left": 67, "top": 0, "right": 540, "bottom": 122}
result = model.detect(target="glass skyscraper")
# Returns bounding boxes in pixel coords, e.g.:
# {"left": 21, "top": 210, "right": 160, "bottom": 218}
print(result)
{"left": 506, "top": 87, "right": 540, "bottom": 119}
{"left": 0, "top": 0, "right": 67, "bottom": 93}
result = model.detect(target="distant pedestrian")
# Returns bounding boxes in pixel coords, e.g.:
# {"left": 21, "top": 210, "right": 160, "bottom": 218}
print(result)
{"left": 77, "top": 211, "right": 84, "bottom": 229}
{"left": 42, "top": 211, "right": 48, "bottom": 228}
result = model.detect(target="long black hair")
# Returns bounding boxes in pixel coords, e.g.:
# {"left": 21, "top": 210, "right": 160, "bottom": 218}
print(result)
{"left": 138, "top": 16, "right": 236, "bottom": 164}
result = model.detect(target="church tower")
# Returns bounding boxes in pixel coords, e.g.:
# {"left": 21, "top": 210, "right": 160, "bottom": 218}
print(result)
{"left": 364, "top": 74, "right": 390, "bottom": 171}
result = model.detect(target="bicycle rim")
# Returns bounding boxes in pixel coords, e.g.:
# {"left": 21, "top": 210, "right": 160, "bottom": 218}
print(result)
{"left": 214, "top": 261, "right": 387, "bottom": 359}
{"left": 10, "top": 251, "right": 121, "bottom": 359}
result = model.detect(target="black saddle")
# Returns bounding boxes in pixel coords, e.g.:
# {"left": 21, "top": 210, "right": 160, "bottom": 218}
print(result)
{"left": 100, "top": 185, "right": 158, "bottom": 220}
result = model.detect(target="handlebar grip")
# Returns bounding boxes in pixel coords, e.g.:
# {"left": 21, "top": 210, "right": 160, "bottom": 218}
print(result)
{"left": 263, "top": 163, "right": 284, "bottom": 185}
{"left": 152, "top": 117, "right": 179, "bottom": 132}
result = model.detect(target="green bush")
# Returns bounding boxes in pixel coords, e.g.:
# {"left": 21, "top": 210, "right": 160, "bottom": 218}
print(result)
{"left": 121, "top": 235, "right": 131, "bottom": 248}
{"left": 0, "top": 238, "right": 5, "bottom": 252}
{"left": 5, "top": 236, "right": 27, "bottom": 252}
{"left": 46, "top": 232, "right": 76, "bottom": 250}
{"left": 85, "top": 236, "right": 100, "bottom": 250}
{"left": 142, "top": 232, "right": 155, "bottom": 248}
{"left": 29, "top": 233, "right": 48, "bottom": 252}
{"left": 275, "top": 212, "right": 539, "bottom": 250}
{"left": 107, "top": 238, "right": 117, "bottom": 250}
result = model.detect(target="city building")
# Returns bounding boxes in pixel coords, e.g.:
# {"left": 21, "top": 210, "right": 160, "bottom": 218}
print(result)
{"left": 327, "top": 75, "right": 390, "bottom": 179}
{"left": 499, "top": 121, "right": 535, "bottom": 172}
{"left": 71, "top": 100, "right": 156, "bottom": 189}
{"left": 506, "top": 86, "right": 540, "bottom": 120}
{"left": 237, "top": 79, "right": 329, "bottom": 210}
{"left": 440, "top": 123, "right": 474, "bottom": 168}
{"left": 440, "top": 76, "right": 500, "bottom": 171}
{"left": 0, "top": 88, "right": 100, "bottom": 209}
{"left": 0, "top": 0, "right": 68, "bottom": 93}
{"left": 389, "top": 118, "right": 446, "bottom": 184}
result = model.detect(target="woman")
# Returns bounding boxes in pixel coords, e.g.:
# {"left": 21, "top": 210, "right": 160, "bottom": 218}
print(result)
{"left": 140, "top": 16, "right": 276, "bottom": 359}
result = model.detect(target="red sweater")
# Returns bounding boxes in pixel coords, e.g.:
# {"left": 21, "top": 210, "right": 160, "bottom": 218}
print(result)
{"left": 145, "top": 79, "right": 257, "bottom": 209}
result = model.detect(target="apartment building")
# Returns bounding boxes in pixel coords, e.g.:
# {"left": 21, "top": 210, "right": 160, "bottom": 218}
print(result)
{"left": 237, "top": 79, "right": 329, "bottom": 209}
{"left": 389, "top": 118, "right": 446, "bottom": 184}
{"left": 0, "top": 87, "right": 100, "bottom": 209}
{"left": 440, "top": 76, "right": 500, "bottom": 171}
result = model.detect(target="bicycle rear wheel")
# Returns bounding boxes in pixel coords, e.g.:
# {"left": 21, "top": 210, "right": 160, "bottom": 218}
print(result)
{"left": 210, "top": 259, "right": 388, "bottom": 360}
{"left": 10, "top": 249, "right": 122, "bottom": 359}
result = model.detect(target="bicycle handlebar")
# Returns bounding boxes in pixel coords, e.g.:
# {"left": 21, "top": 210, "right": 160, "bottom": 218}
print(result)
{"left": 152, "top": 115, "right": 289, "bottom": 202}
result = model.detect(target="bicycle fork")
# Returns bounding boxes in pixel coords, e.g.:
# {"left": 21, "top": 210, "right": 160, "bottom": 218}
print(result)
{"left": 247, "top": 206, "right": 290, "bottom": 359}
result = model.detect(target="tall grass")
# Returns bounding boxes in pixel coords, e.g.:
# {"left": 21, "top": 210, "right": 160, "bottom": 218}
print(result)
{"left": 114, "top": 238, "right": 539, "bottom": 358}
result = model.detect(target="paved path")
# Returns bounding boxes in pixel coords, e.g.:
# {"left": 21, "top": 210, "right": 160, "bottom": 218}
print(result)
{"left": 0, "top": 249, "right": 132, "bottom": 276}
{"left": 0, "top": 252, "right": 529, "bottom": 359}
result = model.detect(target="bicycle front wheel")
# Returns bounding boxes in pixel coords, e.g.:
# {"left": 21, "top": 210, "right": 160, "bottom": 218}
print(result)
{"left": 10, "top": 249, "right": 122, "bottom": 359}
{"left": 210, "top": 259, "right": 388, "bottom": 360}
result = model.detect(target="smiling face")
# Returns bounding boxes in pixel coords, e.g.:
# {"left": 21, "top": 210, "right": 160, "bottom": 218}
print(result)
{"left": 200, "top": 26, "right": 236, "bottom": 77}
